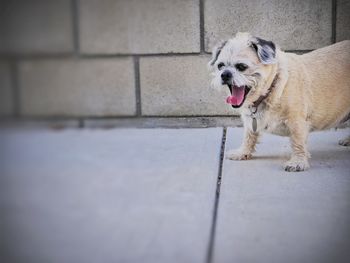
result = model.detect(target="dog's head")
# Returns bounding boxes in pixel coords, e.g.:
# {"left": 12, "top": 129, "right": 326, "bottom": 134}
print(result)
{"left": 208, "top": 32, "right": 278, "bottom": 108}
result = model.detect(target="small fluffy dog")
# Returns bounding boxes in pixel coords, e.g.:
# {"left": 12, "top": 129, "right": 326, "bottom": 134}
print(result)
{"left": 208, "top": 32, "right": 350, "bottom": 172}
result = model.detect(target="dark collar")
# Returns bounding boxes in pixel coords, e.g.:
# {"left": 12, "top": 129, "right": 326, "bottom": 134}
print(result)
{"left": 250, "top": 73, "right": 279, "bottom": 114}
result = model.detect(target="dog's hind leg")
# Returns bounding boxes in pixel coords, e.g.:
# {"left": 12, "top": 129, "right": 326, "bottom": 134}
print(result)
{"left": 337, "top": 113, "right": 350, "bottom": 146}
{"left": 339, "top": 136, "right": 350, "bottom": 146}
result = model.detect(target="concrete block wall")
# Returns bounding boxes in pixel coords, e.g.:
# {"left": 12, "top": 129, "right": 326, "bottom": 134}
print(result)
{"left": 0, "top": 0, "right": 349, "bottom": 120}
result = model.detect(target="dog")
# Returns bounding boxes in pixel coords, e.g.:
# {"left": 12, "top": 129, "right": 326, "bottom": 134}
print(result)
{"left": 208, "top": 32, "right": 350, "bottom": 172}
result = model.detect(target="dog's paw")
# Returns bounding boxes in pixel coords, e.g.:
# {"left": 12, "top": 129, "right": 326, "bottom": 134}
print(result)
{"left": 338, "top": 137, "right": 350, "bottom": 146}
{"left": 283, "top": 158, "right": 309, "bottom": 172}
{"left": 226, "top": 149, "right": 252, "bottom": 160}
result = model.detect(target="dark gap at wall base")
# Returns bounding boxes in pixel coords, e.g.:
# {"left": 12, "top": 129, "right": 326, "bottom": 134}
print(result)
{"left": 0, "top": 116, "right": 243, "bottom": 129}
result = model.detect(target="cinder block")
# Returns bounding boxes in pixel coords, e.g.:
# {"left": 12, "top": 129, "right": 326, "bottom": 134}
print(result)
{"left": 336, "top": 0, "right": 350, "bottom": 41}
{"left": 19, "top": 58, "right": 136, "bottom": 117}
{"left": 140, "top": 56, "right": 238, "bottom": 116}
{"left": 204, "top": 0, "right": 332, "bottom": 51}
{"left": 79, "top": 0, "right": 200, "bottom": 54}
{"left": 0, "top": 62, "right": 13, "bottom": 116}
{"left": 0, "top": 0, "right": 73, "bottom": 54}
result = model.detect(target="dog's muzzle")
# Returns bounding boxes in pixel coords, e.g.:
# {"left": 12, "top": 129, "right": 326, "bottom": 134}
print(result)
{"left": 220, "top": 70, "right": 250, "bottom": 108}
{"left": 226, "top": 85, "right": 250, "bottom": 108}
{"left": 221, "top": 70, "right": 232, "bottom": 84}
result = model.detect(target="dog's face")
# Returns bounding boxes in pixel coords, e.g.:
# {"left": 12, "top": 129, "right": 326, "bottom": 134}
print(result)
{"left": 208, "top": 32, "right": 277, "bottom": 108}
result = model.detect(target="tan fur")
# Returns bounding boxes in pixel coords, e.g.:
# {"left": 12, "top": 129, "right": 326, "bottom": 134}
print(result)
{"left": 212, "top": 33, "right": 350, "bottom": 171}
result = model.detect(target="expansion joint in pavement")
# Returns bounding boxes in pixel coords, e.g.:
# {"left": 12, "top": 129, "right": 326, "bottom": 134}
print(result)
{"left": 206, "top": 127, "right": 227, "bottom": 263}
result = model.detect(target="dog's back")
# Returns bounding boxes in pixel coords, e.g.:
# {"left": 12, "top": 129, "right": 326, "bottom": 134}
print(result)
{"left": 297, "top": 41, "right": 350, "bottom": 130}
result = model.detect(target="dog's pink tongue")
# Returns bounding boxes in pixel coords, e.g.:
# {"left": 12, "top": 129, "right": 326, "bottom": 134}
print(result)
{"left": 226, "top": 86, "right": 245, "bottom": 106}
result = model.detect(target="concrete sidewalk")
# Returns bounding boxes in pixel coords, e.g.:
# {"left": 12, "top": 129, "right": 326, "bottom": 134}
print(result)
{"left": 0, "top": 127, "right": 349, "bottom": 263}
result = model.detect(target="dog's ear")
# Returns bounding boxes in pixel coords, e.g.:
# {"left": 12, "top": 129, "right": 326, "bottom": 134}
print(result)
{"left": 250, "top": 37, "right": 276, "bottom": 65}
{"left": 208, "top": 40, "right": 227, "bottom": 69}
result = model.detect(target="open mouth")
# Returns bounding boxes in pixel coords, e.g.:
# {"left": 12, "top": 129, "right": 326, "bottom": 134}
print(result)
{"left": 226, "top": 85, "right": 251, "bottom": 108}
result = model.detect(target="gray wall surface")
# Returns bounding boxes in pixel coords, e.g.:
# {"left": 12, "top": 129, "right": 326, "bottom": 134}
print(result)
{"left": 0, "top": 0, "right": 349, "bottom": 119}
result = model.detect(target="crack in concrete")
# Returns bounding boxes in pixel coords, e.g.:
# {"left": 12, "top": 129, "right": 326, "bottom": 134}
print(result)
{"left": 206, "top": 127, "right": 227, "bottom": 263}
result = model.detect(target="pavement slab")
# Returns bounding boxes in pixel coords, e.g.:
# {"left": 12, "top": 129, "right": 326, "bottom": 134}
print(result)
{"left": 215, "top": 128, "right": 350, "bottom": 263}
{"left": 0, "top": 128, "right": 223, "bottom": 263}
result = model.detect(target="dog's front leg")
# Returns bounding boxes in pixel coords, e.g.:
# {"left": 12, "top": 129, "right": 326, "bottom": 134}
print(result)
{"left": 284, "top": 119, "right": 310, "bottom": 172}
{"left": 226, "top": 127, "right": 259, "bottom": 160}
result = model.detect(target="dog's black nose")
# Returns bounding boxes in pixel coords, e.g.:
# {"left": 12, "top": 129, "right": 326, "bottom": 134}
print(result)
{"left": 221, "top": 71, "right": 232, "bottom": 82}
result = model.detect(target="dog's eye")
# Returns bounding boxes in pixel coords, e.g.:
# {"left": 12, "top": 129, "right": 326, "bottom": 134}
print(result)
{"left": 217, "top": 62, "right": 225, "bottom": 70}
{"left": 235, "top": 63, "right": 248, "bottom": 71}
